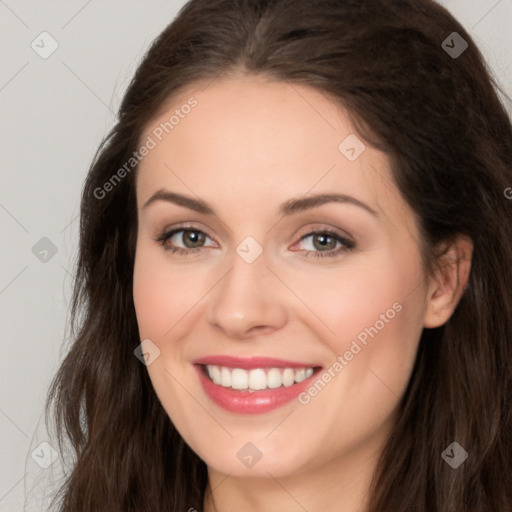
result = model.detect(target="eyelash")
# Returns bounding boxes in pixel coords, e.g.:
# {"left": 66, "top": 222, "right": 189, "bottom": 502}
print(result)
{"left": 154, "top": 224, "right": 356, "bottom": 260}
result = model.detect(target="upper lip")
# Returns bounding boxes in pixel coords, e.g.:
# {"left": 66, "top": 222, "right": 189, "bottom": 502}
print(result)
{"left": 192, "top": 355, "right": 322, "bottom": 369}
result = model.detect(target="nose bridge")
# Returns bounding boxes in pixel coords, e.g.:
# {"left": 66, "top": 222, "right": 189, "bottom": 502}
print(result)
{"left": 206, "top": 237, "right": 287, "bottom": 337}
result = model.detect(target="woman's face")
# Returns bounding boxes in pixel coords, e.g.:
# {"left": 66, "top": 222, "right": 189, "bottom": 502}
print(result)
{"left": 133, "top": 75, "right": 434, "bottom": 479}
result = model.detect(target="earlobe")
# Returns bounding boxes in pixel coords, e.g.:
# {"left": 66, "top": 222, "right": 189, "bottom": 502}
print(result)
{"left": 423, "top": 235, "right": 473, "bottom": 328}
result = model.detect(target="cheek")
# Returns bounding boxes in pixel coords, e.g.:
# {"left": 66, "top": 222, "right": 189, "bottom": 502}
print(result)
{"left": 282, "top": 246, "right": 426, "bottom": 395}
{"left": 327, "top": 251, "right": 426, "bottom": 400}
{"left": 280, "top": 246, "right": 425, "bottom": 346}
{"left": 132, "top": 257, "right": 169, "bottom": 339}
{"left": 132, "top": 244, "right": 207, "bottom": 339}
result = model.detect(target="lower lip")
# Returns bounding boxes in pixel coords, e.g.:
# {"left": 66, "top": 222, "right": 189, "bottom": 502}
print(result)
{"left": 194, "top": 365, "right": 320, "bottom": 414}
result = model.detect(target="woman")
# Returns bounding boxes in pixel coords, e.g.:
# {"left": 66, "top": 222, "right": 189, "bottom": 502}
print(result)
{"left": 46, "top": 0, "right": 512, "bottom": 510}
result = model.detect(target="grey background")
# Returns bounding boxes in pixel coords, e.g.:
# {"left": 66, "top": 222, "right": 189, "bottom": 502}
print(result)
{"left": 1, "top": 0, "right": 511, "bottom": 510}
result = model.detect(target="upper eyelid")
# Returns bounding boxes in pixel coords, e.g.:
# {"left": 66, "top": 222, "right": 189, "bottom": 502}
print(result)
{"left": 158, "top": 224, "right": 216, "bottom": 244}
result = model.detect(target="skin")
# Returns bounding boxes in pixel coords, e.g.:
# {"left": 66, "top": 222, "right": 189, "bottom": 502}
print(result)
{"left": 132, "top": 73, "right": 472, "bottom": 512}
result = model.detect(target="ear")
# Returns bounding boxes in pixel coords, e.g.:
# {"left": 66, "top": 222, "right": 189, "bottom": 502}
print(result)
{"left": 423, "top": 235, "right": 473, "bottom": 328}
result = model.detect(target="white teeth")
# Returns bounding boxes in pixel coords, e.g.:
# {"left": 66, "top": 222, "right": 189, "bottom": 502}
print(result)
{"left": 282, "top": 368, "right": 295, "bottom": 387}
{"left": 231, "top": 368, "right": 248, "bottom": 390}
{"left": 208, "top": 365, "right": 222, "bottom": 385}
{"left": 294, "top": 368, "right": 306, "bottom": 383}
{"left": 204, "top": 365, "right": 316, "bottom": 390}
{"left": 248, "top": 369, "right": 267, "bottom": 390}
{"left": 267, "top": 368, "right": 282, "bottom": 389}
{"left": 220, "top": 367, "right": 231, "bottom": 387}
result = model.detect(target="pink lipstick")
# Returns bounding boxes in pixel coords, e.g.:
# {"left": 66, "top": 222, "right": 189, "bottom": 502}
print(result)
{"left": 192, "top": 355, "right": 322, "bottom": 414}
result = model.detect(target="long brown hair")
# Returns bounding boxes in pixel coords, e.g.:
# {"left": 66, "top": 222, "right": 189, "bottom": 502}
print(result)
{"left": 46, "top": 0, "right": 512, "bottom": 510}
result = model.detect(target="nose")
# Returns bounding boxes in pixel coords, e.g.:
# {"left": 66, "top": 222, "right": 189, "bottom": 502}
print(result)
{"left": 206, "top": 246, "right": 288, "bottom": 339}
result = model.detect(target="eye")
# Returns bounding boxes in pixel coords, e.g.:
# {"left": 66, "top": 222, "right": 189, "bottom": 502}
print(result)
{"left": 155, "top": 225, "right": 356, "bottom": 260}
{"left": 292, "top": 229, "right": 355, "bottom": 259}
{"left": 155, "top": 226, "right": 216, "bottom": 256}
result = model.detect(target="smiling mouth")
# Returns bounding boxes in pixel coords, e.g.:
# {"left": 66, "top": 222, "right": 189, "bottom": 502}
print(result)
{"left": 199, "top": 364, "right": 322, "bottom": 392}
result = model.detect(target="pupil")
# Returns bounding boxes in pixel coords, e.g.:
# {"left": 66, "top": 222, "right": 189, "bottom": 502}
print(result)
{"left": 185, "top": 230, "right": 204, "bottom": 248}
{"left": 314, "top": 234, "right": 335, "bottom": 251}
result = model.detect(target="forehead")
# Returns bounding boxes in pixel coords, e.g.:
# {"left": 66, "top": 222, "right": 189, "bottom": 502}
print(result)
{"left": 136, "top": 76, "right": 408, "bottom": 228}
{"left": 140, "top": 76, "right": 359, "bottom": 167}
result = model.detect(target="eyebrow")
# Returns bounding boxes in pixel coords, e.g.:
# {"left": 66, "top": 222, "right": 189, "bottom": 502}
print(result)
{"left": 142, "top": 189, "right": 379, "bottom": 217}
